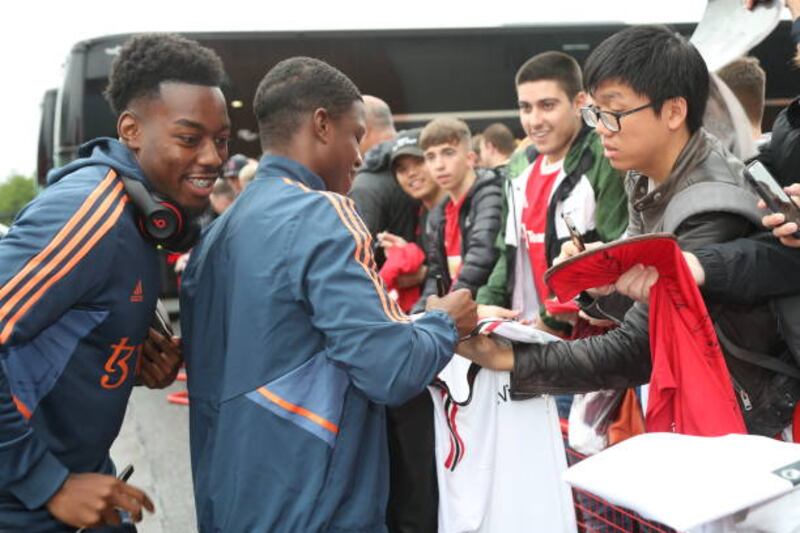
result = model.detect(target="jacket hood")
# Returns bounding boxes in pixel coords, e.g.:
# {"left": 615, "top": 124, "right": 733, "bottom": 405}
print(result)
{"left": 46, "top": 137, "right": 149, "bottom": 188}
{"left": 360, "top": 139, "right": 394, "bottom": 174}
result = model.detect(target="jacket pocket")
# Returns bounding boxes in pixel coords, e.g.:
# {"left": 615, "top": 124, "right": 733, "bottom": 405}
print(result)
{"left": 244, "top": 353, "right": 349, "bottom": 447}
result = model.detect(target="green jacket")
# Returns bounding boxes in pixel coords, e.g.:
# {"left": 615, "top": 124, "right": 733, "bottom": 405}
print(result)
{"left": 476, "top": 127, "right": 628, "bottom": 312}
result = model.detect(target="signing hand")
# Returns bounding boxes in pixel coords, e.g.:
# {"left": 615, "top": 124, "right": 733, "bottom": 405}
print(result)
{"left": 426, "top": 288, "right": 478, "bottom": 338}
{"left": 46, "top": 473, "right": 154, "bottom": 529}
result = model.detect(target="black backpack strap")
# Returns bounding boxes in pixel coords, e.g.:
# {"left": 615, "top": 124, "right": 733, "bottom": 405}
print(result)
{"left": 715, "top": 324, "right": 800, "bottom": 380}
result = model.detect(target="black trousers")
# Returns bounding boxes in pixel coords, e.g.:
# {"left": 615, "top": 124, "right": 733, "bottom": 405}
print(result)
{"left": 385, "top": 391, "right": 438, "bottom": 533}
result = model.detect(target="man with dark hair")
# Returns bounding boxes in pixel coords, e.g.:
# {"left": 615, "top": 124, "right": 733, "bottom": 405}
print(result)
{"left": 476, "top": 50, "right": 627, "bottom": 333}
{"left": 349, "top": 96, "right": 419, "bottom": 268}
{"left": 460, "top": 25, "right": 798, "bottom": 439}
{"left": 479, "top": 123, "right": 515, "bottom": 171}
{"left": 181, "top": 56, "right": 476, "bottom": 532}
{"left": 0, "top": 33, "right": 229, "bottom": 530}
{"left": 717, "top": 57, "right": 766, "bottom": 144}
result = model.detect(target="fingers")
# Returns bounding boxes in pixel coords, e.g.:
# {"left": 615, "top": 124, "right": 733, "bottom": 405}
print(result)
{"left": 786, "top": 183, "right": 800, "bottom": 197}
{"left": 773, "top": 221, "right": 799, "bottom": 238}
{"left": 615, "top": 264, "right": 658, "bottom": 303}
{"left": 108, "top": 482, "right": 152, "bottom": 524}
{"left": 762, "top": 212, "right": 786, "bottom": 229}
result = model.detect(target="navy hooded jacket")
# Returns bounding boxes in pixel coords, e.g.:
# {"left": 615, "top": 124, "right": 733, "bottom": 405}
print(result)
{"left": 181, "top": 155, "right": 456, "bottom": 532}
{"left": 0, "top": 138, "right": 160, "bottom": 531}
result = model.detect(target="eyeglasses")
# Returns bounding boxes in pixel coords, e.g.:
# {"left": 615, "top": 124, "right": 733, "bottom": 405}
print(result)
{"left": 580, "top": 103, "right": 654, "bottom": 133}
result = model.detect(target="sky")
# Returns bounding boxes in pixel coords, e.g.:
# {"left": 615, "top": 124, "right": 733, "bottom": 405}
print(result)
{"left": 0, "top": 0, "right": 784, "bottom": 181}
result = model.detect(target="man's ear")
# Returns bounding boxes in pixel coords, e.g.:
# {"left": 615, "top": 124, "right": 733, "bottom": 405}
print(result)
{"left": 312, "top": 107, "right": 333, "bottom": 145}
{"left": 664, "top": 97, "right": 689, "bottom": 131}
{"left": 573, "top": 91, "right": 588, "bottom": 112}
{"left": 466, "top": 146, "right": 478, "bottom": 168}
{"left": 118, "top": 111, "right": 141, "bottom": 150}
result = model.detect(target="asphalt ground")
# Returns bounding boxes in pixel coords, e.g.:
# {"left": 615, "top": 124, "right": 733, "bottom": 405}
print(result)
{"left": 110, "top": 375, "right": 197, "bottom": 532}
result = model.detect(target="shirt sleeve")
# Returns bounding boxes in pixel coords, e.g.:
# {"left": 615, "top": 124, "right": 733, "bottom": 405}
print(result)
{"left": 0, "top": 171, "right": 122, "bottom": 508}
{"left": 288, "top": 191, "right": 457, "bottom": 406}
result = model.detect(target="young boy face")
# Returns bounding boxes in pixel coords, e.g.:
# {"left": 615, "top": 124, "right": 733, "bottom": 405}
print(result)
{"left": 424, "top": 139, "right": 474, "bottom": 195}
{"left": 394, "top": 155, "right": 439, "bottom": 202}
{"left": 589, "top": 79, "right": 680, "bottom": 175}
{"left": 517, "top": 80, "right": 585, "bottom": 163}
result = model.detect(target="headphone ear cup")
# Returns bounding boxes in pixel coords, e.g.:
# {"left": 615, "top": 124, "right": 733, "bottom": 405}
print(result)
{"left": 162, "top": 215, "right": 201, "bottom": 253}
{"left": 141, "top": 203, "right": 181, "bottom": 241}
{"left": 121, "top": 175, "right": 199, "bottom": 252}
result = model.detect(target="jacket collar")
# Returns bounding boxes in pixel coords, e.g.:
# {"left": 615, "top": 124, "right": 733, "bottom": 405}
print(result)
{"left": 631, "top": 128, "right": 712, "bottom": 213}
{"left": 258, "top": 154, "right": 327, "bottom": 191}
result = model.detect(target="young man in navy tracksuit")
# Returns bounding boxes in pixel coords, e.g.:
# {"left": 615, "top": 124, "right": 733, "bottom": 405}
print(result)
{"left": 0, "top": 34, "right": 231, "bottom": 531}
{"left": 181, "top": 57, "right": 477, "bottom": 532}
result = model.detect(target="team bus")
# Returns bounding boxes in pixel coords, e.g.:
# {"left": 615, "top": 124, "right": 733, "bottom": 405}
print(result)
{"left": 36, "top": 22, "right": 799, "bottom": 294}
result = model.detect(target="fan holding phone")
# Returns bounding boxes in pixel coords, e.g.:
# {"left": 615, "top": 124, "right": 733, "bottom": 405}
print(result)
{"left": 744, "top": 161, "right": 800, "bottom": 247}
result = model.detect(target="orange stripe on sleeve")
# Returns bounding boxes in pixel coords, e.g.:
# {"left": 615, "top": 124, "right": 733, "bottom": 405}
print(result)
{"left": 11, "top": 395, "right": 31, "bottom": 420}
{"left": 0, "top": 194, "right": 129, "bottom": 344}
{"left": 322, "top": 192, "right": 407, "bottom": 323}
{"left": 257, "top": 386, "right": 339, "bottom": 434}
{"left": 0, "top": 181, "right": 126, "bottom": 326}
{"left": 332, "top": 194, "right": 408, "bottom": 322}
{"left": 0, "top": 170, "right": 117, "bottom": 304}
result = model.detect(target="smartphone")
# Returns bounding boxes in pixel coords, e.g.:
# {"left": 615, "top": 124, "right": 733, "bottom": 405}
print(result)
{"left": 744, "top": 160, "right": 800, "bottom": 239}
{"left": 561, "top": 213, "right": 586, "bottom": 252}
{"left": 152, "top": 299, "right": 174, "bottom": 338}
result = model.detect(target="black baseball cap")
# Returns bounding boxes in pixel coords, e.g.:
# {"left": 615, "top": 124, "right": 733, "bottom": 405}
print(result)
{"left": 389, "top": 128, "right": 424, "bottom": 168}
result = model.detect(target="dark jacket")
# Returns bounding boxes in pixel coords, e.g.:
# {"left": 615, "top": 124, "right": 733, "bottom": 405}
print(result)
{"left": 511, "top": 129, "right": 800, "bottom": 436}
{"left": 414, "top": 170, "right": 503, "bottom": 311}
{"left": 349, "top": 140, "right": 420, "bottom": 266}
{"left": 759, "top": 96, "right": 800, "bottom": 187}
{"left": 694, "top": 233, "right": 800, "bottom": 305}
{"left": 0, "top": 138, "right": 161, "bottom": 531}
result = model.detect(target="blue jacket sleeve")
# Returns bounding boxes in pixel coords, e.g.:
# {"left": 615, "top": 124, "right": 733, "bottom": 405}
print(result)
{"left": 0, "top": 175, "right": 120, "bottom": 508}
{"left": 288, "top": 192, "right": 457, "bottom": 406}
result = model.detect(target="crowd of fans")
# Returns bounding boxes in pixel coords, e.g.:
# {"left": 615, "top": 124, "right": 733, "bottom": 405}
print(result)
{"left": 3, "top": 2, "right": 800, "bottom": 531}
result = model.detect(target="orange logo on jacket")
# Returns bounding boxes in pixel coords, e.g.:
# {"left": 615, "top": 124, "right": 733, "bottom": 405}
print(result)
{"left": 130, "top": 280, "right": 144, "bottom": 303}
{"left": 101, "top": 337, "right": 140, "bottom": 389}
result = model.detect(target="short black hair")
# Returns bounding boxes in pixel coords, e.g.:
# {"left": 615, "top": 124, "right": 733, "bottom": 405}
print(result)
{"left": 253, "top": 57, "right": 362, "bottom": 149}
{"left": 515, "top": 51, "right": 583, "bottom": 100}
{"left": 104, "top": 33, "right": 226, "bottom": 116}
{"left": 584, "top": 25, "right": 709, "bottom": 133}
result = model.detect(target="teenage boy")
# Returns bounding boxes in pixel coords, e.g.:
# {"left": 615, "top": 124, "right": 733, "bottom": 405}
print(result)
{"left": 459, "top": 25, "right": 798, "bottom": 439}
{"left": 0, "top": 33, "right": 229, "bottom": 530}
{"left": 180, "top": 57, "right": 476, "bottom": 532}
{"left": 476, "top": 51, "right": 627, "bottom": 331}
{"left": 413, "top": 118, "right": 503, "bottom": 310}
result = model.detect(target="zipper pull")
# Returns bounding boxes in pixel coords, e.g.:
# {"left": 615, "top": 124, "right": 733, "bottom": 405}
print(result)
{"left": 739, "top": 388, "right": 753, "bottom": 412}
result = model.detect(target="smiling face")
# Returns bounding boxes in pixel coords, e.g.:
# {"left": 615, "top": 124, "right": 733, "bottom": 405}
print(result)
{"left": 517, "top": 79, "right": 585, "bottom": 163}
{"left": 393, "top": 154, "right": 439, "bottom": 202}
{"left": 119, "top": 82, "right": 231, "bottom": 214}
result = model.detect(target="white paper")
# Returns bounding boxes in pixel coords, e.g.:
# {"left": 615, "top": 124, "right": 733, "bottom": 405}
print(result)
{"left": 691, "top": 0, "right": 782, "bottom": 72}
{"left": 476, "top": 318, "right": 561, "bottom": 344}
{"left": 562, "top": 432, "right": 800, "bottom": 530}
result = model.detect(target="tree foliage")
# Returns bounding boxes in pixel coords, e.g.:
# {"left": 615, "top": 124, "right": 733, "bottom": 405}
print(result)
{"left": 0, "top": 175, "right": 37, "bottom": 226}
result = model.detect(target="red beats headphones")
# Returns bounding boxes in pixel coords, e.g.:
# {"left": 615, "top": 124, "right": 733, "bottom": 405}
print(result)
{"left": 120, "top": 176, "right": 200, "bottom": 253}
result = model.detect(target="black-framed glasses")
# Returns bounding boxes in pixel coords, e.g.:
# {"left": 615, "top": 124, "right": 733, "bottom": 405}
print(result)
{"left": 581, "top": 103, "right": 654, "bottom": 133}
